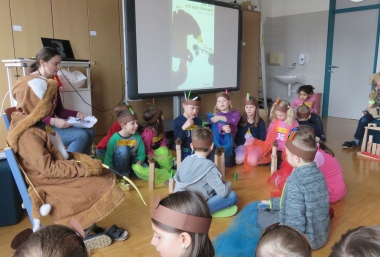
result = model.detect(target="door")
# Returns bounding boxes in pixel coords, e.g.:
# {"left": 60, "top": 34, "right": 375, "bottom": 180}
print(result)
{"left": 328, "top": 9, "right": 378, "bottom": 119}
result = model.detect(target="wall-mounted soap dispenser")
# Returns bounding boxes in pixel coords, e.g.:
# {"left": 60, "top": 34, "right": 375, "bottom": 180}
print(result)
{"left": 299, "top": 53, "right": 306, "bottom": 65}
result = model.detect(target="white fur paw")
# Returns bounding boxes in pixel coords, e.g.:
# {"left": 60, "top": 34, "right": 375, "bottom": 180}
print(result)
{"left": 39, "top": 204, "right": 51, "bottom": 216}
{"left": 33, "top": 219, "right": 41, "bottom": 232}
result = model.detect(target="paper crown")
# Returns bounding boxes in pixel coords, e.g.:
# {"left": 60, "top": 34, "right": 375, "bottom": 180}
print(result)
{"left": 146, "top": 107, "right": 162, "bottom": 124}
{"left": 245, "top": 93, "right": 258, "bottom": 106}
{"left": 192, "top": 137, "right": 213, "bottom": 148}
{"left": 118, "top": 106, "right": 138, "bottom": 124}
{"left": 183, "top": 91, "right": 201, "bottom": 106}
{"left": 151, "top": 196, "right": 211, "bottom": 233}
{"left": 297, "top": 104, "right": 310, "bottom": 119}
{"left": 274, "top": 98, "right": 289, "bottom": 112}
{"left": 216, "top": 89, "right": 230, "bottom": 101}
{"left": 285, "top": 129, "right": 317, "bottom": 160}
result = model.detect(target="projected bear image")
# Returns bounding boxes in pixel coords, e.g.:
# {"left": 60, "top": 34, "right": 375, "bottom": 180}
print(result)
{"left": 171, "top": 2, "right": 215, "bottom": 90}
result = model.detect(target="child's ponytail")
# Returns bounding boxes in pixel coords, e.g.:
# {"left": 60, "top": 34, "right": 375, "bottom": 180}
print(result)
{"left": 317, "top": 138, "right": 335, "bottom": 157}
{"left": 142, "top": 106, "right": 164, "bottom": 136}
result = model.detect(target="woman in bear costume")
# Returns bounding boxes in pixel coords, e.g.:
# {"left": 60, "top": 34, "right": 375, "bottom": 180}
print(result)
{"left": 7, "top": 75, "right": 125, "bottom": 229}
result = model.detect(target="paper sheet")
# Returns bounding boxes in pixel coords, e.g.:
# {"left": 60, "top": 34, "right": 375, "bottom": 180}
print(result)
{"left": 67, "top": 116, "right": 97, "bottom": 128}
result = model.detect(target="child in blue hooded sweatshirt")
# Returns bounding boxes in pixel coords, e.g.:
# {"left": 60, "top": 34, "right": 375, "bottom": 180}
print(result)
{"left": 174, "top": 127, "right": 237, "bottom": 214}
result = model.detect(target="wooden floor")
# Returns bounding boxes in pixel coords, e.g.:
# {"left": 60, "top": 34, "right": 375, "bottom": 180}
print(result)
{"left": 1, "top": 117, "right": 380, "bottom": 257}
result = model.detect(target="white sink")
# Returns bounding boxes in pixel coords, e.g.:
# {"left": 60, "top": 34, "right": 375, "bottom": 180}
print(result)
{"left": 274, "top": 75, "right": 306, "bottom": 85}
{"left": 274, "top": 75, "right": 306, "bottom": 96}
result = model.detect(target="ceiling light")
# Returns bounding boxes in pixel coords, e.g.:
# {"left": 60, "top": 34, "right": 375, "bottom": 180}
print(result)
{"left": 351, "top": 0, "right": 364, "bottom": 2}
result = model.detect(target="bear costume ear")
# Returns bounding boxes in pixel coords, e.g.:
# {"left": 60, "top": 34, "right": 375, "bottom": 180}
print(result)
{"left": 11, "top": 228, "right": 33, "bottom": 250}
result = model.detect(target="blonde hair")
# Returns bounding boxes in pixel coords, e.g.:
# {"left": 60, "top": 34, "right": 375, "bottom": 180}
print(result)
{"left": 213, "top": 93, "right": 234, "bottom": 113}
{"left": 269, "top": 99, "right": 295, "bottom": 126}
{"left": 192, "top": 127, "right": 213, "bottom": 152}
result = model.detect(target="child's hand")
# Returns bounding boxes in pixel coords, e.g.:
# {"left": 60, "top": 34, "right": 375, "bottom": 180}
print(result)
{"left": 182, "top": 118, "right": 194, "bottom": 130}
{"left": 211, "top": 116, "right": 227, "bottom": 123}
{"left": 222, "top": 125, "right": 231, "bottom": 133}
{"left": 258, "top": 200, "right": 270, "bottom": 210}
{"left": 76, "top": 111, "right": 87, "bottom": 120}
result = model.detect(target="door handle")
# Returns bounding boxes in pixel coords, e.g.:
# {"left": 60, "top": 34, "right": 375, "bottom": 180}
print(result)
{"left": 331, "top": 65, "right": 339, "bottom": 68}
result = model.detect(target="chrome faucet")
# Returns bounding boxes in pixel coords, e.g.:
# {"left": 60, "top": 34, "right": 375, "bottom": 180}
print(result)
{"left": 286, "top": 63, "right": 297, "bottom": 72}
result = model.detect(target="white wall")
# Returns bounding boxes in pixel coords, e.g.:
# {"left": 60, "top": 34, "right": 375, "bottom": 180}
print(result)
{"left": 270, "top": 0, "right": 329, "bottom": 17}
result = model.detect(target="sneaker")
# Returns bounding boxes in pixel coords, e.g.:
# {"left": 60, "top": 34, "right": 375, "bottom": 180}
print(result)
{"left": 342, "top": 141, "right": 357, "bottom": 148}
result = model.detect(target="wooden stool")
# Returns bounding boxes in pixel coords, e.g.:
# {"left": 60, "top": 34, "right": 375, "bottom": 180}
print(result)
{"left": 271, "top": 140, "right": 278, "bottom": 174}
{"left": 215, "top": 147, "right": 225, "bottom": 177}
{"left": 148, "top": 156, "right": 155, "bottom": 190}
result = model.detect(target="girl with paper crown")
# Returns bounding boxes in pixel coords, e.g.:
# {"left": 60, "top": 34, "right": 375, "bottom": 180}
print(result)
{"left": 7, "top": 76, "right": 125, "bottom": 231}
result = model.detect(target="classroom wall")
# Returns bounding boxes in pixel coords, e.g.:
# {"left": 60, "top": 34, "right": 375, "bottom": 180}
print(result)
{"left": 0, "top": 1, "right": 258, "bottom": 150}
{"left": 262, "top": 0, "right": 329, "bottom": 110}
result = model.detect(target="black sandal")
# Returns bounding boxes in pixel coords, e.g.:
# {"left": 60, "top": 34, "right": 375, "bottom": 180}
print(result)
{"left": 105, "top": 224, "right": 129, "bottom": 241}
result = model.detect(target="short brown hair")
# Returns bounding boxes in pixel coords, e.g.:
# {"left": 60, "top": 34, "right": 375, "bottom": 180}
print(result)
{"left": 330, "top": 225, "right": 380, "bottom": 257}
{"left": 256, "top": 225, "right": 311, "bottom": 257}
{"left": 13, "top": 225, "right": 88, "bottom": 257}
{"left": 287, "top": 131, "right": 317, "bottom": 162}
{"left": 192, "top": 127, "right": 213, "bottom": 152}
{"left": 297, "top": 104, "right": 311, "bottom": 121}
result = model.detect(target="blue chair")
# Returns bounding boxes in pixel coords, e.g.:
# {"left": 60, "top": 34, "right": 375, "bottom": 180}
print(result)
{"left": 3, "top": 107, "right": 34, "bottom": 227}
{"left": 4, "top": 147, "right": 34, "bottom": 226}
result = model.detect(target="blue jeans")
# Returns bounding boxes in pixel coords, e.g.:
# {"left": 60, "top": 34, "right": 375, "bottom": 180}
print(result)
{"left": 53, "top": 126, "right": 94, "bottom": 154}
{"left": 354, "top": 113, "right": 374, "bottom": 140}
{"left": 95, "top": 148, "right": 106, "bottom": 156}
{"left": 207, "top": 191, "right": 238, "bottom": 214}
{"left": 113, "top": 146, "right": 133, "bottom": 176}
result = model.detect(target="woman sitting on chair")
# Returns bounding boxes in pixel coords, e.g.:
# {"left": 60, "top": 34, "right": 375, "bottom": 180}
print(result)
{"left": 24, "top": 46, "right": 94, "bottom": 154}
{"left": 7, "top": 76, "right": 125, "bottom": 236}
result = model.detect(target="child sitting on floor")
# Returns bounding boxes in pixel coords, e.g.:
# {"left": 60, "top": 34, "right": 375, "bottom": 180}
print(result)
{"left": 174, "top": 127, "right": 238, "bottom": 215}
{"left": 133, "top": 106, "right": 174, "bottom": 184}
{"left": 95, "top": 102, "right": 129, "bottom": 161}
{"left": 296, "top": 104, "right": 324, "bottom": 141}
{"left": 260, "top": 128, "right": 330, "bottom": 249}
{"left": 208, "top": 91, "right": 241, "bottom": 167}
{"left": 173, "top": 92, "right": 203, "bottom": 160}
{"left": 235, "top": 94, "right": 266, "bottom": 165}
{"left": 104, "top": 106, "right": 145, "bottom": 176}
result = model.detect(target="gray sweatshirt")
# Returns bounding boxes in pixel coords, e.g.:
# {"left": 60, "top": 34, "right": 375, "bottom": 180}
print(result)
{"left": 270, "top": 162, "right": 330, "bottom": 250}
{"left": 174, "top": 155, "right": 232, "bottom": 200}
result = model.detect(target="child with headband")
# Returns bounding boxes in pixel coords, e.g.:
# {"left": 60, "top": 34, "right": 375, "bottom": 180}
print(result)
{"left": 243, "top": 98, "right": 298, "bottom": 168}
{"left": 209, "top": 91, "right": 241, "bottom": 167}
{"left": 259, "top": 128, "right": 330, "bottom": 250}
{"left": 235, "top": 94, "right": 266, "bottom": 165}
{"left": 95, "top": 101, "right": 130, "bottom": 161}
{"left": 133, "top": 106, "right": 174, "bottom": 184}
{"left": 151, "top": 191, "right": 215, "bottom": 257}
{"left": 104, "top": 105, "right": 146, "bottom": 177}
{"left": 214, "top": 129, "right": 329, "bottom": 255}
{"left": 174, "top": 127, "right": 238, "bottom": 215}
{"left": 268, "top": 124, "right": 346, "bottom": 203}
{"left": 173, "top": 92, "right": 203, "bottom": 160}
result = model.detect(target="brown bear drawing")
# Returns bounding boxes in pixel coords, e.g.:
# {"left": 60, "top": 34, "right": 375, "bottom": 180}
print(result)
{"left": 172, "top": 9, "right": 203, "bottom": 88}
